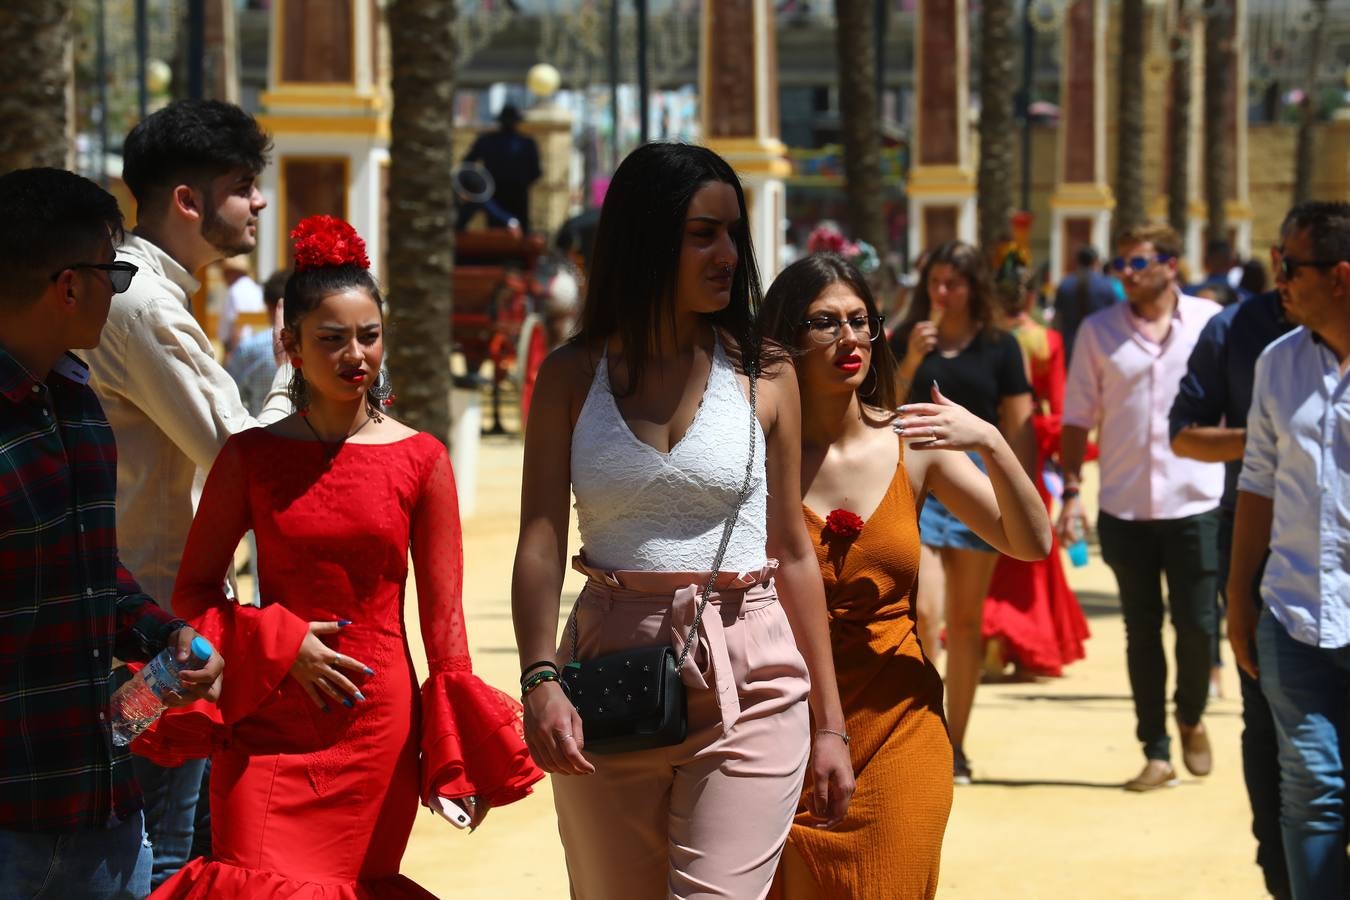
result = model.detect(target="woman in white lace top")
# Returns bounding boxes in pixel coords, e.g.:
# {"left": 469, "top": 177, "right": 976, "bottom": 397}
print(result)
{"left": 511, "top": 143, "right": 854, "bottom": 899}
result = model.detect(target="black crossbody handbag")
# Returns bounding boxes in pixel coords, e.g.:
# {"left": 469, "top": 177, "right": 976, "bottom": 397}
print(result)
{"left": 561, "top": 369, "right": 759, "bottom": 755}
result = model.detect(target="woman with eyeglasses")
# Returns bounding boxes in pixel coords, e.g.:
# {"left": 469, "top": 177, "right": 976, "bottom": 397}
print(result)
{"left": 887, "top": 240, "right": 1040, "bottom": 784}
{"left": 760, "top": 253, "right": 1049, "bottom": 899}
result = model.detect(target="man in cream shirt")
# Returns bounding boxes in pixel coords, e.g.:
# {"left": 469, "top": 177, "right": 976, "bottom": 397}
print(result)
{"left": 83, "top": 99, "right": 290, "bottom": 888}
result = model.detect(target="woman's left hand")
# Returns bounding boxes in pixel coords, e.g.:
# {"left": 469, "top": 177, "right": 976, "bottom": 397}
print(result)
{"left": 804, "top": 731, "right": 855, "bottom": 828}
{"left": 893, "top": 383, "right": 997, "bottom": 452}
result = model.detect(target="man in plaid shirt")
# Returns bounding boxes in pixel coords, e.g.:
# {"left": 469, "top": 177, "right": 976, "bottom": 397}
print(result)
{"left": 0, "top": 168, "right": 224, "bottom": 899}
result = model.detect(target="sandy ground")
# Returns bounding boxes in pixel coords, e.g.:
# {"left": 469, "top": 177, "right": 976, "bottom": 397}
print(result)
{"left": 248, "top": 434, "right": 1269, "bottom": 899}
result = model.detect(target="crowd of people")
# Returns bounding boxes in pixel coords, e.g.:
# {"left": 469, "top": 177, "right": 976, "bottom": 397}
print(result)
{"left": 0, "top": 95, "right": 1346, "bottom": 900}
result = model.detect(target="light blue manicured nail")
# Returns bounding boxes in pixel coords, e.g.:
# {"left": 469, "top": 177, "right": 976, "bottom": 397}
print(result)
{"left": 354, "top": 691, "right": 366, "bottom": 702}
{"left": 342, "top": 698, "right": 354, "bottom": 709}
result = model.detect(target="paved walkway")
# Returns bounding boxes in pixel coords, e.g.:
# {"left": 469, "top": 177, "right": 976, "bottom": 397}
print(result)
{"left": 388, "top": 435, "right": 1266, "bottom": 898}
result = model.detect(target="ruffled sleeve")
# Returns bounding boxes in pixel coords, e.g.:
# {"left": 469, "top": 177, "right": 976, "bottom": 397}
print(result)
{"left": 131, "top": 433, "right": 310, "bottom": 767}
{"left": 410, "top": 442, "right": 542, "bottom": 808}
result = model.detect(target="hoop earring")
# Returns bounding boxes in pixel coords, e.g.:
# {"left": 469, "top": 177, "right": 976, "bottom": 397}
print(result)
{"left": 858, "top": 368, "right": 878, "bottom": 399}
{"left": 288, "top": 367, "right": 310, "bottom": 414}
{"left": 366, "top": 367, "right": 394, "bottom": 422}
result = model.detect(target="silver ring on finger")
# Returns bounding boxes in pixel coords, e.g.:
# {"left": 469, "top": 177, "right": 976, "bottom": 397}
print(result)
{"left": 556, "top": 732, "right": 575, "bottom": 742}
{"left": 332, "top": 654, "right": 343, "bottom": 667}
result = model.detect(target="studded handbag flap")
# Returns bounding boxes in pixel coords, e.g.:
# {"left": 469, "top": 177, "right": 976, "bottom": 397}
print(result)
{"left": 560, "top": 644, "right": 686, "bottom": 755}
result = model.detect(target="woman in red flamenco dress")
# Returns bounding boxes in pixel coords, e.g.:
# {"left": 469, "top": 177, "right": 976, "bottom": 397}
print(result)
{"left": 135, "top": 217, "right": 542, "bottom": 898}
{"left": 982, "top": 255, "right": 1091, "bottom": 678}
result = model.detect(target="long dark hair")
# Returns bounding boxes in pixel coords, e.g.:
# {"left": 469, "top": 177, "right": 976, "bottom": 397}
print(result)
{"left": 762, "top": 253, "right": 900, "bottom": 416}
{"left": 572, "top": 142, "right": 775, "bottom": 392}
{"left": 893, "top": 240, "right": 998, "bottom": 350}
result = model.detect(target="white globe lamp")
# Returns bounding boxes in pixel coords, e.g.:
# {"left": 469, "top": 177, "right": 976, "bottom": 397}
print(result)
{"left": 527, "top": 63, "right": 561, "bottom": 100}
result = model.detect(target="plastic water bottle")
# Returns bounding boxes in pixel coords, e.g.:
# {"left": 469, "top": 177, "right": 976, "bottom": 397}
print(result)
{"left": 1066, "top": 516, "right": 1090, "bottom": 568}
{"left": 110, "top": 636, "right": 215, "bottom": 746}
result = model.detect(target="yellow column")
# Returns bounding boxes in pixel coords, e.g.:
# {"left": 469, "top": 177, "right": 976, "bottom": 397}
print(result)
{"left": 700, "top": 0, "right": 790, "bottom": 278}
{"left": 909, "top": 0, "right": 977, "bottom": 253}
{"left": 1049, "top": 0, "right": 1114, "bottom": 276}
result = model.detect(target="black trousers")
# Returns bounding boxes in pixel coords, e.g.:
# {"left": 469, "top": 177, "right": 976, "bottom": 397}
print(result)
{"left": 1098, "top": 509, "right": 1219, "bottom": 762}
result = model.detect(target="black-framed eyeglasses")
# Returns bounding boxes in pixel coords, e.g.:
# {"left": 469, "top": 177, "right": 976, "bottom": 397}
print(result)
{"left": 49, "top": 261, "right": 138, "bottom": 294}
{"left": 800, "top": 314, "right": 884, "bottom": 345}
{"left": 1277, "top": 256, "right": 1342, "bottom": 281}
{"left": 1110, "top": 254, "right": 1173, "bottom": 273}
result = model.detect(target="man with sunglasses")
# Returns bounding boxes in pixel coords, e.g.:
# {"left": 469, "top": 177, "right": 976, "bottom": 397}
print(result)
{"left": 79, "top": 99, "right": 284, "bottom": 888}
{"left": 1169, "top": 211, "right": 1299, "bottom": 898}
{"left": 1060, "top": 222, "right": 1225, "bottom": 792}
{"left": 0, "top": 167, "right": 225, "bottom": 898}
{"left": 1228, "top": 201, "right": 1350, "bottom": 899}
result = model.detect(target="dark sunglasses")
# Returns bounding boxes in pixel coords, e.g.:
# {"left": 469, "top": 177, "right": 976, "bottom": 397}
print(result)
{"left": 1110, "top": 254, "right": 1173, "bottom": 273}
{"left": 50, "top": 261, "right": 139, "bottom": 294}
{"left": 1277, "top": 256, "right": 1342, "bottom": 281}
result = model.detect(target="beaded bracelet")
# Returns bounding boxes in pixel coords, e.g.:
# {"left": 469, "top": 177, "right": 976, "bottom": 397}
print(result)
{"left": 815, "top": 728, "right": 851, "bottom": 745}
{"left": 519, "top": 660, "right": 560, "bottom": 685}
{"left": 521, "top": 670, "right": 562, "bottom": 698}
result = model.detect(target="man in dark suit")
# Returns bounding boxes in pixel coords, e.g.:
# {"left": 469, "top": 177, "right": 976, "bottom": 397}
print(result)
{"left": 455, "top": 104, "right": 542, "bottom": 233}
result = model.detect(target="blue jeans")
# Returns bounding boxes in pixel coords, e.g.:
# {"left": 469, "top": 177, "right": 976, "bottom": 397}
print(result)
{"left": 0, "top": 810, "right": 152, "bottom": 899}
{"left": 1257, "top": 610, "right": 1350, "bottom": 899}
{"left": 131, "top": 755, "right": 208, "bottom": 889}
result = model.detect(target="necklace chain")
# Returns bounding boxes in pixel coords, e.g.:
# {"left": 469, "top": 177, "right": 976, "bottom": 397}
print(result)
{"left": 302, "top": 414, "right": 372, "bottom": 458}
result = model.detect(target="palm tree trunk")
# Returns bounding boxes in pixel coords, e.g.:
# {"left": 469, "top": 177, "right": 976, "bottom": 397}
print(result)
{"left": 1203, "top": 0, "right": 1234, "bottom": 244}
{"left": 833, "top": 0, "right": 887, "bottom": 253}
{"left": 977, "top": 0, "right": 1015, "bottom": 254}
{"left": 1165, "top": 23, "right": 1192, "bottom": 236}
{"left": 1115, "top": 0, "right": 1146, "bottom": 233}
{"left": 386, "top": 0, "right": 457, "bottom": 445}
{"left": 1293, "top": 0, "right": 1327, "bottom": 204}
{"left": 0, "top": 1, "right": 73, "bottom": 173}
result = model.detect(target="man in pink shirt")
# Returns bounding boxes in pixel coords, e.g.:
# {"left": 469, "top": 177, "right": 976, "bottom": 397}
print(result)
{"left": 1058, "top": 222, "right": 1225, "bottom": 791}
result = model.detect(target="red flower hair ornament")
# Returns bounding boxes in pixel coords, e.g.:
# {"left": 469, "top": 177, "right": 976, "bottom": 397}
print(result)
{"left": 290, "top": 215, "right": 370, "bottom": 271}
{"left": 824, "top": 508, "right": 865, "bottom": 540}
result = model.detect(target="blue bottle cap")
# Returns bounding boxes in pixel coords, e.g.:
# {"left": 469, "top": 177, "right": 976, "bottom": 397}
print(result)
{"left": 189, "top": 635, "right": 215, "bottom": 664}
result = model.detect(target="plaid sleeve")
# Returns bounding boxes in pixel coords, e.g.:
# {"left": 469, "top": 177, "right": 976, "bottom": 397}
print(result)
{"left": 114, "top": 560, "right": 184, "bottom": 662}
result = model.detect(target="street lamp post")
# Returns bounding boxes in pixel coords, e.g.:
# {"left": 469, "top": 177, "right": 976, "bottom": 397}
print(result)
{"left": 635, "top": 0, "right": 650, "bottom": 144}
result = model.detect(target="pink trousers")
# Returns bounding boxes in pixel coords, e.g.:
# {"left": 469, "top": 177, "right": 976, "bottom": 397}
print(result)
{"left": 552, "top": 557, "right": 811, "bottom": 900}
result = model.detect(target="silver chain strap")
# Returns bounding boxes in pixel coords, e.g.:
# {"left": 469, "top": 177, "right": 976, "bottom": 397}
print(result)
{"left": 570, "top": 367, "right": 759, "bottom": 668}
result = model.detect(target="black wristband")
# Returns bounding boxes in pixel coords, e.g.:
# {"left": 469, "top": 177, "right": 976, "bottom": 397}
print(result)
{"left": 520, "top": 660, "right": 560, "bottom": 684}
{"left": 1062, "top": 486, "right": 1080, "bottom": 500}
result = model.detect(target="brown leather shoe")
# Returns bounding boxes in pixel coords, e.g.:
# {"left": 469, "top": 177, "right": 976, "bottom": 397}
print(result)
{"left": 1177, "top": 717, "right": 1213, "bottom": 777}
{"left": 1123, "top": 760, "right": 1179, "bottom": 792}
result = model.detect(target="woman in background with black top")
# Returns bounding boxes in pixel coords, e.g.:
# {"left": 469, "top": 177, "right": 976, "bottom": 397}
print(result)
{"left": 889, "top": 240, "right": 1036, "bottom": 783}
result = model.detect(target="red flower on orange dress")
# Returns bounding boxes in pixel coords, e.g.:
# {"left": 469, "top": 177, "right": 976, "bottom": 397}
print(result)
{"left": 825, "top": 508, "right": 865, "bottom": 539}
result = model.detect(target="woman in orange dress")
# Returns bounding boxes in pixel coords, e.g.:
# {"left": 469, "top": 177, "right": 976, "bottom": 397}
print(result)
{"left": 983, "top": 253, "right": 1091, "bottom": 677}
{"left": 761, "top": 254, "right": 1051, "bottom": 898}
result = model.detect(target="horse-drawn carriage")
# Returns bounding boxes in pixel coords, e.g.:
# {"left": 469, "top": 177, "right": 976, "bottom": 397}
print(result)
{"left": 452, "top": 228, "right": 551, "bottom": 432}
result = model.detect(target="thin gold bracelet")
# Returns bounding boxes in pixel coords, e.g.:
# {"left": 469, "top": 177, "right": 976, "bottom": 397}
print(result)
{"left": 815, "top": 728, "right": 850, "bottom": 745}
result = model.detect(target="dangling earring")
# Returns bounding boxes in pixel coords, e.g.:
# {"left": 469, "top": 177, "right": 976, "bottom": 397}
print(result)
{"left": 288, "top": 365, "right": 310, "bottom": 415}
{"left": 366, "top": 367, "right": 394, "bottom": 422}
{"left": 858, "top": 368, "right": 878, "bottom": 399}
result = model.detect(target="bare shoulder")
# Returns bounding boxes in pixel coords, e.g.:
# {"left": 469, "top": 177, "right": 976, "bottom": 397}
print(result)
{"left": 532, "top": 341, "right": 602, "bottom": 429}
{"left": 537, "top": 340, "right": 600, "bottom": 392}
{"left": 371, "top": 416, "right": 420, "bottom": 442}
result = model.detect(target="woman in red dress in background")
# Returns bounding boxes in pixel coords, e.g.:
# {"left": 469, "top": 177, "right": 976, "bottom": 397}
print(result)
{"left": 982, "top": 253, "right": 1091, "bottom": 678}
{"left": 137, "top": 216, "right": 541, "bottom": 898}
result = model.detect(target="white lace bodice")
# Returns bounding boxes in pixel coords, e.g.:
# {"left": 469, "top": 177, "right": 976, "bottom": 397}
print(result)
{"left": 571, "top": 335, "right": 768, "bottom": 573}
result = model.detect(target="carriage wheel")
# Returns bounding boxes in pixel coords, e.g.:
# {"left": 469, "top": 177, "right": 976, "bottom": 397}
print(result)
{"left": 515, "top": 313, "right": 548, "bottom": 428}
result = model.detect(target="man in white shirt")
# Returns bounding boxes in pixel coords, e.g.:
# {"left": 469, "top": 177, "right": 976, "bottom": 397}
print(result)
{"left": 82, "top": 99, "right": 286, "bottom": 889}
{"left": 1058, "top": 222, "right": 1225, "bottom": 792}
{"left": 1229, "top": 201, "right": 1350, "bottom": 899}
